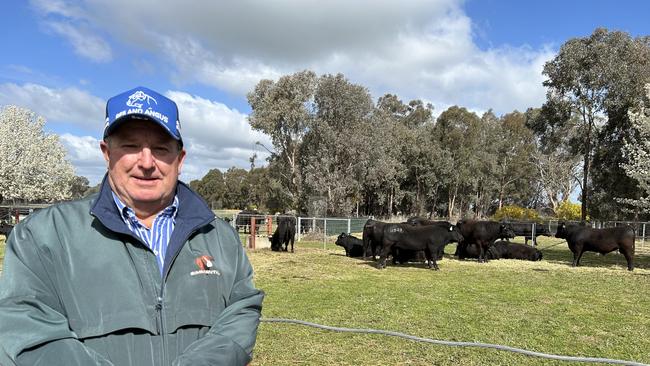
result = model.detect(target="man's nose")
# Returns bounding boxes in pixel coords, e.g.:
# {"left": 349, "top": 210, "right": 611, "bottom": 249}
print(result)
{"left": 138, "top": 147, "right": 155, "bottom": 169}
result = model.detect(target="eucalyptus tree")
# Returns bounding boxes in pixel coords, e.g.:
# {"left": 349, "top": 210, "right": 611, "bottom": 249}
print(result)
{"left": 300, "top": 73, "right": 375, "bottom": 216}
{"left": 493, "top": 111, "right": 538, "bottom": 209}
{"left": 189, "top": 168, "right": 226, "bottom": 208}
{"left": 433, "top": 106, "right": 483, "bottom": 219}
{"left": 247, "top": 70, "right": 318, "bottom": 210}
{"left": 542, "top": 28, "right": 650, "bottom": 219}
{"left": 0, "top": 105, "right": 75, "bottom": 202}
{"left": 525, "top": 105, "right": 582, "bottom": 213}
{"left": 222, "top": 167, "right": 250, "bottom": 210}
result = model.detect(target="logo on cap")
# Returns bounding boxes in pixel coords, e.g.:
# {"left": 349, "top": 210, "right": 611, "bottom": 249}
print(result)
{"left": 127, "top": 90, "right": 157, "bottom": 109}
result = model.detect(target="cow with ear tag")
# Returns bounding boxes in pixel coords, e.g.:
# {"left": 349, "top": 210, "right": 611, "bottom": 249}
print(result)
{"left": 378, "top": 222, "right": 463, "bottom": 270}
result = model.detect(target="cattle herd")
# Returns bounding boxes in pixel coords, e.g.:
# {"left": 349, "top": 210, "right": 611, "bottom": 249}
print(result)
{"left": 334, "top": 218, "right": 637, "bottom": 271}
{"left": 232, "top": 210, "right": 638, "bottom": 271}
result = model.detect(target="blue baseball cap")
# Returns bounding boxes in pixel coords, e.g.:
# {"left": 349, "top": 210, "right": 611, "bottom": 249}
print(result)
{"left": 104, "top": 86, "right": 182, "bottom": 144}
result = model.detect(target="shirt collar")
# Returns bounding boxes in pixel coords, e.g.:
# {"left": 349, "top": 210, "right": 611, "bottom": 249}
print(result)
{"left": 111, "top": 191, "right": 179, "bottom": 224}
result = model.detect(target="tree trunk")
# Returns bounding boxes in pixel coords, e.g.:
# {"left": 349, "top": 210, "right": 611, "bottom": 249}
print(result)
{"left": 581, "top": 116, "right": 593, "bottom": 221}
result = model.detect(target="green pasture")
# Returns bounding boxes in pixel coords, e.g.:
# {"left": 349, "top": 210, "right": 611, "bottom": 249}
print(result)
{"left": 1, "top": 236, "right": 649, "bottom": 365}
{"left": 250, "top": 237, "right": 650, "bottom": 365}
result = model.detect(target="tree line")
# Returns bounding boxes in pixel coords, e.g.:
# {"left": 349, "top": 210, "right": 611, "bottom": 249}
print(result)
{"left": 1, "top": 28, "right": 650, "bottom": 222}
{"left": 191, "top": 28, "right": 650, "bottom": 221}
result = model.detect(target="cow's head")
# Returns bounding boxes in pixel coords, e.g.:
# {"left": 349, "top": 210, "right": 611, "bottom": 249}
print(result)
{"left": 555, "top": 222, "right": 568, "bottom": 238}
{"left": 448, "top": 225, "right": 464, "bottom": 243}
{"left": 499, "top": 223, "right": 516, "bottom": 239}
{"left": 335, "top": 233, "right": 348, "bottom": 248}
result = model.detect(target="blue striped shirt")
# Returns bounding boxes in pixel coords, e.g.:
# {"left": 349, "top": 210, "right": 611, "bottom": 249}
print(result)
{"left": 111, "top": 192, "right": 179, "bottom": 276}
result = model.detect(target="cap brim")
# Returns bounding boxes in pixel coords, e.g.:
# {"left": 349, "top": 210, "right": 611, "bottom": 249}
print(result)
{"left": 103, "top": 114, "right": 182, "bottom": 143}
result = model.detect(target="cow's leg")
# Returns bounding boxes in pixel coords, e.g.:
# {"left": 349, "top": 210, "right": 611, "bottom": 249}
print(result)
{"left": 377, "top": 243, "right": 392, "bottom": 269}
{"left": 290, "top": 237, "right": 295, "bottom": 253}
{"left": 621, "top": 248, "right": 634, "bottom": 271}
{"left": 572, "top": 248, "right": 584, "bottom": 267}
{"left": 425, "top": 245, "right": 439, "bottom": 270}
{"left": 372, "top": 241, "right": 380, "bottom": 261}
{"left": 478, "top": 244, "right": 486, "bottom": 263}
{"left": 362, "top": 236, "right": 370, "bottom": 260}
{"left": 456, "top": 242, "right": 466, "bottom": 260}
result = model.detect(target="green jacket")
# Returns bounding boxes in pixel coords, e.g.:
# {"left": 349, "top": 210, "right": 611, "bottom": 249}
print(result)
{"left": 0, "top": 179, "right": 264, "bottom": 365}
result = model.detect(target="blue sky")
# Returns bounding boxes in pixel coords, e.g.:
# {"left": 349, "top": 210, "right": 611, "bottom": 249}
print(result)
{"left": 1, "top": 0, "right": 648, "bottom": 186}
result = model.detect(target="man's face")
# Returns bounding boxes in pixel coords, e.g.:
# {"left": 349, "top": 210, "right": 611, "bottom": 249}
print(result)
{"left": 100, "top": 119, "right": 186, "bottom": 214}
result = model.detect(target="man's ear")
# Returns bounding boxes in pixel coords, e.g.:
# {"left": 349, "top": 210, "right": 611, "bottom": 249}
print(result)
{"left": 177, "top": 148, "right": 187, "bottom": 176}
{"left": 100, "top": 139, "right": 111, "bottom": 164}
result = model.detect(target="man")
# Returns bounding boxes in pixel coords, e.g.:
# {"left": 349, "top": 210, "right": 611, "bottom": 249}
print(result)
{"left": 0, "top": 86, "right": 264, "bottom": 365}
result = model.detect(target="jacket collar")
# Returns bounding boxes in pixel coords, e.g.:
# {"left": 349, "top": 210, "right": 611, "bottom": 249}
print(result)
{"left": 90, "top": 174, "right": 216, "bottom": 271}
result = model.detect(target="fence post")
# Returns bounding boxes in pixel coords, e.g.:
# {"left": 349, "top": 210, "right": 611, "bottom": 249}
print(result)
{"left": 323, "top": 219, "right": 327, "bottom": 250}
{"left": 249, "top": 217, "right": 256, "bottom": 250}
{"left": 347, "top": 218, "right": 351, "bottom": 234}
{"left": 641, "top": 222, "right": 645, "bottom": 246}
{"left": 297, "top": 217, "right": 302, "bottom": 242}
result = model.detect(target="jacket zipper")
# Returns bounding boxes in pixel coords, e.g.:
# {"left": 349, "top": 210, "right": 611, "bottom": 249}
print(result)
{"left": 158, "top": 216, "right": 214, "bottom": 365}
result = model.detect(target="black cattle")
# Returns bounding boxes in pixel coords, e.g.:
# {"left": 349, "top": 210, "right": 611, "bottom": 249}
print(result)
{"left": 335, "top": 233, "right": 371, "bottom": 257}
{"left": 0, "top": 222, "right": 13, "bottom": 237}
{"left": 405, "top": 218, "right": 453, "bottom": 259}
{"left": 503, "top": 222, "right": 551, "bottom": 246}
{"left": 458, "top": 241, "right": 542, "bottom": 261}
{"left": 491, "top": 240, "right": 543, "bottom": 261}
{"left": 555, "top": 222, "right": 635, "bottom": 271}
{"left": 362, "top": 219, "right": 387, "bottom": 260}
{"left": 391, "top": 248, "right": 428, "bottom": 264}
{"left": 270, "top": 216, "right": 296, "bottom": 252}
{"left": 378, "top": 223, "right": 463, "bottom": 270}
{"left": 235, "top": 210, "right": 266, "bottom": 233}
{"left": 456, "top": 220, "right": 516, "bottom": 263}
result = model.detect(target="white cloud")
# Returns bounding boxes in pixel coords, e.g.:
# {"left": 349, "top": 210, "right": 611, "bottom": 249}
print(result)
{"left": 59, "top": 133, "right": 106, "bottom": 184}
{"left": 166, "top": 91, "right": 272, "bottom": 182}
{"left": 55, "top": 0, "right": 552, "bottom": 114}
{"left": 0, "top": 83, "right": 105, "bottom": 131}
{"left": 44, "top": 21, "right": 112, "bottom": 63}
{"left": 19, "top": 0, "right": 562, "bottom": 183}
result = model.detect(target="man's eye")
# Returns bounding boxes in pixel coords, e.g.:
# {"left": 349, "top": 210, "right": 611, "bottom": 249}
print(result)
{"left": 154, "top": 146, "right": 170, "bottom": 153}
{"left": 122, "top": 144, "right": 138, "bottom": 149}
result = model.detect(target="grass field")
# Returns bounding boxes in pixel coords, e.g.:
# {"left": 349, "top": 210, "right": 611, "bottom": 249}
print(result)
{"left": 249, "top": 237, "right": 650, "bottom": 365}
{"left": 1, "top": 236, "right": 649, "bottom": 365}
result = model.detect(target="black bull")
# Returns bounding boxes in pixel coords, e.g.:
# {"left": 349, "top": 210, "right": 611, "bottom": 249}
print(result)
{"left": 555, "top": 222, "right": 635, "bottom": 271}
{"left": 378, "top": 223, "right": 463, "bottom": 270}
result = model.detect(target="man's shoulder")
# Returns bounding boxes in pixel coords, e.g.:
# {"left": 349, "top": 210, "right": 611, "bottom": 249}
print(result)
{"left": 20, "top": 195, "right": 96, "bottom": 227}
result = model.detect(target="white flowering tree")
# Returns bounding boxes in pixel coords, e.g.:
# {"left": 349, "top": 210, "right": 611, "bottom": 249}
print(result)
{"left": 620, "top": 84, "right": 650, "bottom": 210}
{"left": 0, "top": 105, "right": 75, "bottom": 202}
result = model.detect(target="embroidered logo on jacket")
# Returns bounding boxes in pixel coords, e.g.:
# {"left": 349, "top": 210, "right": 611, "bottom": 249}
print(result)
{"left": 191, "top": 255, "right": 221, "bottom": 276}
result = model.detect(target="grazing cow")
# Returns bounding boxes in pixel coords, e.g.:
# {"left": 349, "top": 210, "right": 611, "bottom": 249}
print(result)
{"left": 270, "top": 216, "right": 296, "bottom": 252}
{"left": 555, "top": 222, "right": 635, "bottom": 271}
{"left": 362, "top": 219, "right": 387, "bottom": 260}
{"left": 335, "top": 233, "right": 371, "bottom": 257}
{"left": 456, "top": 220, "right": 516, "bottom": 263}
{"left": 0, "top": 222, "right": 13, "bottom": 237}
{"left": 503, "top": 222, "right": 551, "bottom": 246}
{"left": 378, "top": 223, "right": 463, "bottom": 270}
